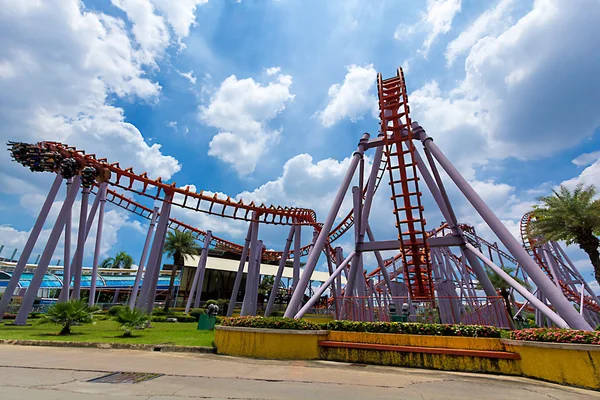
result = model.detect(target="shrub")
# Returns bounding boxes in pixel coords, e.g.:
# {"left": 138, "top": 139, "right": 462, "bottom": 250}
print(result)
{"left": 204, "top": 300, "right": 218, "bottom": 308}
{"left": 114, "top": 308, "right": 150, "bottom": 337}
{"left": 270, "top": 311, "right": 283, "bottom": 317}
{"left": 108, "top": 305, "right": 125, "bottom": 316}
{"left": 511, "top": 328, "right": 600, "bottom": 345}
{"left": 1, "top": 313, "right": 17, "bottom": 320}
{"left": 151, "top": 314, "right": 197, "bottom": 323}
{"left": 219, "top": 316, "right": 321, "bottom": 330}
{"left": 152, "top": 309, "right": 167, "bottom": 316}
{"left": 189, "top": 308, "right": 205, "bottom": 321}
{"left": 88, "top": 305, "right": 102, "bottom": 313}
{"left": 39, "top": 300, "right": 95, "bottom": 335}
{"left": 596, "top": 324, "right": 600, "bottom": 331}
{"left": 325, "top": 320, "right": 501, "bottom": 338}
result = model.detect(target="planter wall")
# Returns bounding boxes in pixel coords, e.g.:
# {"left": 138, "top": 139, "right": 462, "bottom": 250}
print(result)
{"left": 327, "top": 331, "right": 505, "bottom": 351}
{"left": 502, "top": 339, "right": 600, "bottom": 390}
{"left": 214, "top": 326, "right": 327, "bottom": 359}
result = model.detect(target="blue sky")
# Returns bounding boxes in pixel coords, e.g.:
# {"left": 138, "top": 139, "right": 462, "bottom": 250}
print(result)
{"left": 1, "top": 0, "right": 599, "bottom": 291}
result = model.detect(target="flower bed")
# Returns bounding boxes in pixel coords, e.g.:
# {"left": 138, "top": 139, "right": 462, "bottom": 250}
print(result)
{"left": 217, "top": 317, "right": 501, "bottom": 338}
{"left": 218, "top": 316, "right": 321, "bottom": 330}
{"left": 510, "top": 328, "right": 600, "bottom": 345}
{"left": 326, "top": 320, "right": 501, "bottom": 338}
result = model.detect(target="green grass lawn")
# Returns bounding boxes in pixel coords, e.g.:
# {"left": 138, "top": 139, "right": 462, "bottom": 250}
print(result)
{"left": 0, "top": 320, "right": 214, "bottom": 347}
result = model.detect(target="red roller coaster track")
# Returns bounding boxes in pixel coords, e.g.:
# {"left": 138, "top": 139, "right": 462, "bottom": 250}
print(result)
{"left": 378, "top": 68, "right": 434, "bottom": 300}
{"left": 520, "top": 212, "right": 600, "bottom": 313}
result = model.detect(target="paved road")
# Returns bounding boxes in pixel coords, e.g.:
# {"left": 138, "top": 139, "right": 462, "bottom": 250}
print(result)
{"left": 0, "top": 345, "right": 598, "bottom": 399}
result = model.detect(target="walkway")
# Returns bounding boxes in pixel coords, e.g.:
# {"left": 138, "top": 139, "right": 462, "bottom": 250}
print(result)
{"left": 0, "top": 345, "right": 597, "bottom": 399}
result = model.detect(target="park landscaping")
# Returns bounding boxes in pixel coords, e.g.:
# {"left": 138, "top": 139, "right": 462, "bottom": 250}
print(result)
{"left": 0, "top": 319, "right": 214, "bottom": 347}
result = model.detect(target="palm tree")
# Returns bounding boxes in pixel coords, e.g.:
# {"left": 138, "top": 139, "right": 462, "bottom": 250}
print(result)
{"left": 113, "top": 307, "right": 150, "bottom": 337}
{"left": 99, "top": 251, "right": 135, "bottom": 269}
{"left": 163, "top": 230, "right": 201, "bottom": 312}
{"left": 531, "top": 183, "right": 600, "bottom": 286}
{"left": 483, "top": 266, "right": 528, "bottom": 320}
{"left": 39, "top": 299, "right": 95, "bottom": 335}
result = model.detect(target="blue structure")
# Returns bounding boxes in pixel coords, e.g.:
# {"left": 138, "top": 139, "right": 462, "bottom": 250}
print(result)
{"left": 0, "top": 269, "right": 179, "bottom": 299}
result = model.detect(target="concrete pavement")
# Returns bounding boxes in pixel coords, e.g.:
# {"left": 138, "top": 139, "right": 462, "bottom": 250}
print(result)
{"left": 0, "top": 345, "right": 598, "bottom": 399}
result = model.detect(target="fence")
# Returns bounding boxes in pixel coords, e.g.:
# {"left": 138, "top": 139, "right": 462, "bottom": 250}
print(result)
{"left": 336, "top": 296, "right": 512, "bottom": 328}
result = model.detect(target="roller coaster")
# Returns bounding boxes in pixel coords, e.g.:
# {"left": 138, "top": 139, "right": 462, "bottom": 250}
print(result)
{"left": 1, "top": 67, "right": 598, "bottom": 331}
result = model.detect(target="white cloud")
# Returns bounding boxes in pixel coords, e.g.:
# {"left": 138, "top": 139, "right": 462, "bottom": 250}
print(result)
{"left": 445, "top": 0, "right": 516, "bottom": 65}
{"left": 0, "top": 0, "right": 181, "bottom": 184}
{"left": 395, "top": 0, "right": 462, "bottom": 56}
{"left": 561, "top": 158, "right": 600, "bottom": 191}
{"left": 199, "top": 73, "right": 295, "bottom": 175}
{"left": 572, "top": 151, "right": 600, "bottom": 167}
{"left": 178, "top": 69, "right": 197, "bottom": 84}
{"left": 410, "top": 0, "right": 600, "bottom": 175}
{"left": 318, "top": 64, "right": 377, "bottom": 127}
{"left": 265, "top": 67, "right": 281, "bottom": 76}
{"left": 151, "top": 0, "right": 208, "bottom": 39}
{"left": 111, "top": 0, "right": 170, "bottom": 65}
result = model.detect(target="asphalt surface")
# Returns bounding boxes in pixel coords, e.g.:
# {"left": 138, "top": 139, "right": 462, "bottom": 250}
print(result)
{"left": 0, "top": 345, "right": 598, "bottom": 399}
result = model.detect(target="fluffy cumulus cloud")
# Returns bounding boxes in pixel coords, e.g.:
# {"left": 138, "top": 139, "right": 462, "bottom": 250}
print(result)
{"left": 410, "top": 0, "right": 600, "bottom": 176}
{"left": 395, "top": 0, "right": 462, "bottom": 56}
{"left": 0, "top": 0, "right": 207, "bottom": 259}
{"left": 318, "top": 64, "right": 378, "bottom": 127}
{"left": 200, "top": 73, "right": 295, "bottom": 175}
{"left": 561, "top": 158, "right": 600, "bottom": 191}
{"left": 445, "top": 0, "right": 516, "bottom": 65}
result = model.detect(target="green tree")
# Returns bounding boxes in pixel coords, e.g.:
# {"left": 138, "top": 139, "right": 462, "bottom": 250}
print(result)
{"left": 39, "top": 299, "right": 95, "bottom": 335}
{"left": 483, "top": 266, "right": 528, "bottom": 320}
{"left": 113, "top": 307, "right": 150, "bottom": 337}
{"left": 531, "top": 183, "right": 600, "bottom": 286}
{"left": 99, "top": 251, "right": 135, "bottom": 269}
{"left": 163, "top": 230, "right": 201, "bottom": 312}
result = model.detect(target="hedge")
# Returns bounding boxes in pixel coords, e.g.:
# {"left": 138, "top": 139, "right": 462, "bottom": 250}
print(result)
{"left": 326, "top": 320, "right": 501, "bottom": 338}
{"left": 511, "top": 328, "right": 600, "bottom": 345}
{"left": 151, "top": 315, "right": 197, "bottom": 323}
{"left": 217, "top": 317, "right": 501, "bottom": 337}
{"left": 218, "top": 316, "right": 321, "bottom": 330}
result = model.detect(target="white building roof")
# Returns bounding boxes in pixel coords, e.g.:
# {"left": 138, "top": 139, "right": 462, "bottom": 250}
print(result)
{"left": 184, "top": 255, "right": 344, "bottom": 284}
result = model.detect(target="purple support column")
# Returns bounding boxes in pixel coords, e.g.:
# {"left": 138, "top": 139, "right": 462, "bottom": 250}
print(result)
{"left": 59, "top": 178, "right": 73, "bottom": 302}
{"left": 0, "top": 174, "right": 62, "bottom": 320}
{"left": 227, "top": 223, "right": 253, "bottom": 317}
{"left": 71, "top": 186, "right": 90, "bottom": 300}
{"left": 295, "top": 251, "right": 356, "bottom": 318}
{"left": 419, "top": 128, "right": 592, "bottom": 330}
{"left": 344, "top": 186, "right": 363, "bottom": 299}
{"left": 184, "top": 233, "right": 211, "bottom": 313}
{"left": 291, "top": 221, "right": 301, "bottom": 292}
{"left": 89, "top": 183, "right": 107, "bottom": 306}
{"left": 240, "top": 215, "right": 259, "bottom": 316}
{"left": 14, "top": 176, "right": 82, "bottom": 325}
{"left": 145, "top": 199, "right": 173, "bottom": 315}
{"left": 129, "top": 207, "right": 159, "bottom": 310}
{"left": 285, "top": 136, "right": 366, "bottom": 318}
{"left": 324, "top": 249, "right": 340, "bottom": 319}
{"left": 265, "top": 226, "right": 295, "bottom": 317}
{"left": 553, "top": 242, "right": 600, "bottom": 306}
{"left": 193, "top": 231, "right": 213, "bottom": 309}
{"left": 366, "top": 224, "right": 394, "bottom": 297}
{"left": 59, "top": 185, "right": 101, "bottom": 302}
{"left": 250, "top": 241, "right": 264, "bottom": 315}
{"left": 136, "top": 193, "right": 173, "bottom": 311}
{"left": 466, "top": 243, "right": 568, "bottom": 328}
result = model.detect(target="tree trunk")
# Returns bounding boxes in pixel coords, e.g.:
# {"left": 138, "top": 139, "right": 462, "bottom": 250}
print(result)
{"left": 500, "top": 289, "right": 513, "bottom": 319}
{"left": 164, "top": 252, "right": 183, "bottom": 313}
{"left": 578, "top": 233, "right": 600, "bottom": 287}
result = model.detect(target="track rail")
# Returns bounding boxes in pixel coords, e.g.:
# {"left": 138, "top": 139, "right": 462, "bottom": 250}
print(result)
{"left": 378, "top": 68, "right": 433, "bottom": 300}
{"left": 520, "top": 212, "right": 600, "bottom": 313}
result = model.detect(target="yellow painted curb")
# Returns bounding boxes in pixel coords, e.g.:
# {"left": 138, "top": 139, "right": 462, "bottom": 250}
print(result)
{"left": 502, "top": 339, "right": 600, "bottom": 390}
{"left": 327, "top": 331, "right": 506, "bottom": 351}
{"left": 214, "top": 326, "right": 327, "bottom": 359}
